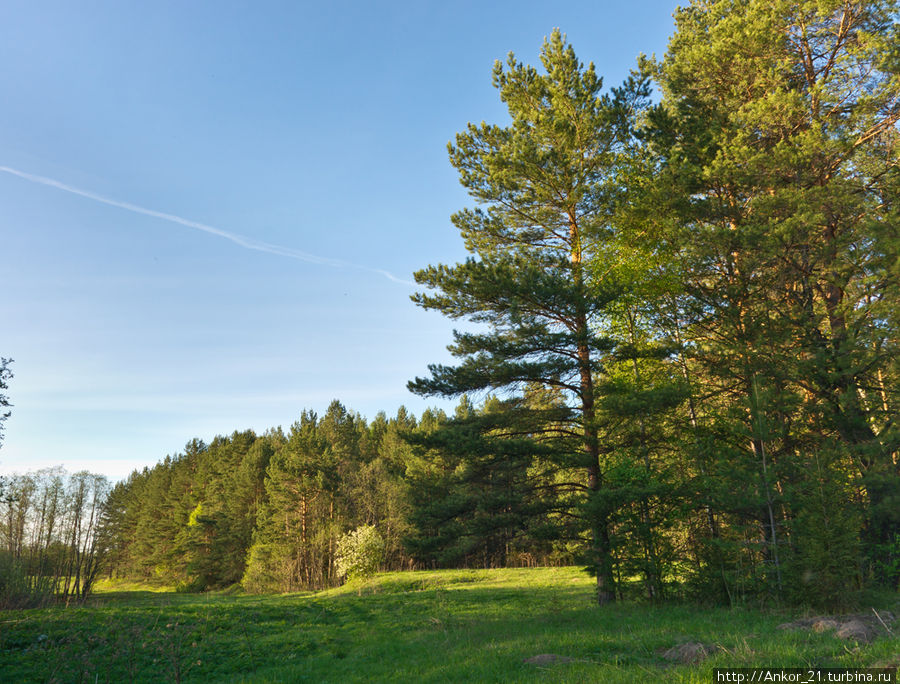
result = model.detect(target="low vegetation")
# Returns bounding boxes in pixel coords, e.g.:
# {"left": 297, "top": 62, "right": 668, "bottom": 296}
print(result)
{"left": 1, "top": 568, "right": 897, "bottom": 683}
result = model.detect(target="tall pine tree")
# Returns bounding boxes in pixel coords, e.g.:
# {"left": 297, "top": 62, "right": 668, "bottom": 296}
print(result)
{"left": 410, "top": 30, "right": 641, "bottom": 604}
{"left": 648, "top": 0, "right": 900, "bottom": 603}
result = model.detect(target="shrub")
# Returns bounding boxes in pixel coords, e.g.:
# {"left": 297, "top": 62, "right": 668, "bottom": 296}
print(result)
{"left": 0, "top": 551, "right": 54, "bottom": 609}
{"left": 335, "top": 525, "right": 384, "bottom": 583}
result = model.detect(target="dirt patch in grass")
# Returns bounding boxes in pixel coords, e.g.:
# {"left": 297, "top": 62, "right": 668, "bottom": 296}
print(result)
{"left": 658, "top": 641, "right": 718, "bottom": 664}
{"left": 523, "top": 653, "right": 576, "bottom": 665}
{"left": 777, "top": 611, "right": 895, "bottom": 644}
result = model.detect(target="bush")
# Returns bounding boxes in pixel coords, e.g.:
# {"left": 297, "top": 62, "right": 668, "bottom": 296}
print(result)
{"left": 335, "top": 525, "right": 385, "bottom": 583}
{"left": 0, "top": 551, "right": 54, "bottom": 610}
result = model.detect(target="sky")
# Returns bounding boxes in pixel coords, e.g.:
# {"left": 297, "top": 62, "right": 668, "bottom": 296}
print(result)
{"left": 1, "top": 0, "right": 680, "bottom": 482}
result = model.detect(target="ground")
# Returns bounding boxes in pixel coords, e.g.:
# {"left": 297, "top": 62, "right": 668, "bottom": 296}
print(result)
{"left": 1, "top": 567, "right": 897, "bottom": 682}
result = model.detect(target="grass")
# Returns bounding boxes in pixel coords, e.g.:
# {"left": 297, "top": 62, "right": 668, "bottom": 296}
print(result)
{"left": 1, "top": 567, "right": 898, "bottom": 682}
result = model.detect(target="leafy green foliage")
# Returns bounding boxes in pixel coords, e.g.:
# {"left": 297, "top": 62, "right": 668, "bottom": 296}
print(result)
{"left": 335, "top": 524, "right": 385, "bottom": 583}
{"left": 641, "top": 0, "right": 900, "bottom": 605}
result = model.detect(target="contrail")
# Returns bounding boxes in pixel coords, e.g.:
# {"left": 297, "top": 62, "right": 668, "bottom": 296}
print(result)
{"left": 0, "top": 165, "right": 415, "bottom": 286}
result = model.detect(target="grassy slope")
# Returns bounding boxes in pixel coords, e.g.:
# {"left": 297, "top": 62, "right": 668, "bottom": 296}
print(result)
{"left": 1, "top": 567, "right": 897, "bottom": 683}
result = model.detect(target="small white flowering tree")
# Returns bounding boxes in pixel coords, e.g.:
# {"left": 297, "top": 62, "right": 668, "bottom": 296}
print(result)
{"left": 335, "top": 524, "right": 385, "bottom": 586}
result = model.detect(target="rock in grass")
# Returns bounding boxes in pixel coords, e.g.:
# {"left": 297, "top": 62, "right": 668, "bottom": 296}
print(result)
{"left": 776, "top": 612, "right": 894, "bottom": 644}
{"left": 835, "top": 619, "right": 878, "bottom": 644}
{"left": 523, "top": 654, "right": 575, "bottom": 665}
{"left": 660, "top": 642, "right": 716, "bottom": 664}
{"left": 871, "top": 656, "right": 900, "bottom": 669}
{"left": 811, "top": 618, "right": 839, "bottom": 633}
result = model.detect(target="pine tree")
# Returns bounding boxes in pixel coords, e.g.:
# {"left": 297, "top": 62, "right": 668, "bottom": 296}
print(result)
{"left": 410, "top": 30, "right": 640, "bottom": 603}
{"left": 649, "top": 0, "right": 900, "bottom": 601}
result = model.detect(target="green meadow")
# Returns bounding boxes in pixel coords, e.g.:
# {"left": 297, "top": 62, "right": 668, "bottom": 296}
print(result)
{"left": 1, "top": 567, "right": 897, "bottom": 683}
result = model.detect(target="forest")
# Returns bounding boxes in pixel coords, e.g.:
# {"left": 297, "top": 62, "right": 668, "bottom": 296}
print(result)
{"left": 2, "top": 0, "right": 899, "bottom": 612}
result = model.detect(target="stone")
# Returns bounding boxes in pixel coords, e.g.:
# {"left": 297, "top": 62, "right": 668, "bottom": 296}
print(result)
{"left": 835, "top": 619, "right": 877, "bottom": 644}
{"left": 811, "top": 618, "right": 839, "bottom": 633}
{"left": 660, "top": 642, "right": 715, "bottom": 664}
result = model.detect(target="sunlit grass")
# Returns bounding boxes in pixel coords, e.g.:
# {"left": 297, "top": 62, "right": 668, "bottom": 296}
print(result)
{"left": 93, "top": 578, "right": 179, "bottom": 594}
{"left": 2, "top": 568, "right": 897, "bottom": 683}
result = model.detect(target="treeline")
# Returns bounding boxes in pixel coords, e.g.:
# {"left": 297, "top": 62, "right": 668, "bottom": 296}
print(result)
{"left": 0, "top": 469, "right": 109, "bottom": 608}
{"left": 101, "top": 401, "right": 573, "bottom": 594}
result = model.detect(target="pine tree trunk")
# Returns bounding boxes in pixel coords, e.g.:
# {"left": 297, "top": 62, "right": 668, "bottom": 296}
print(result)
{"left": 572, "top": 217, "right": 616, "bottom": 605}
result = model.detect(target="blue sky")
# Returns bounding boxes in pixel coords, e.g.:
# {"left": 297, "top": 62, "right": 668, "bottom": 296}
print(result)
{"left": 1, "top": 0, "right": 679, "bottom": 481}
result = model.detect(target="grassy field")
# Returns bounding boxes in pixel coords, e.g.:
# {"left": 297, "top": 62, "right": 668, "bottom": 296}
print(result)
{"left": 1, "top": 567, "right": 897, "bottom": 682}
